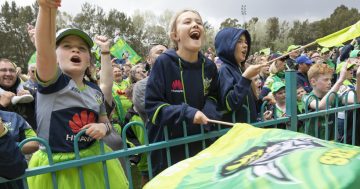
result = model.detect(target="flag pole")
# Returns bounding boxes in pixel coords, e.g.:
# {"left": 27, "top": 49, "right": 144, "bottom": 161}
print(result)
{"left": 261, "top": 41, "right": 317, "bottom": 67}
{"left": 208, "top": 119, "right": 235, "bottom": 127}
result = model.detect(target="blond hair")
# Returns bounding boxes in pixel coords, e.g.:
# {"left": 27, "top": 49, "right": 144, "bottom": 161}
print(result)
{"left": 307, "top": 63, "right": 334, "bottom": 80}
{"left": 169, "top": 9, "right": 204, "bottom": 50}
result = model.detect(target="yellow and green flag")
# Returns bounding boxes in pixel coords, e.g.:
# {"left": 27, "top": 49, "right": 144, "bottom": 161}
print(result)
{"left": 145, "top": 123, "right": 360, "bottom": 189}
{"left": 110, "top": 38, "right": 142, "bottom": 65}
{"left": 316, "top": 20, "right": 360, "bottom": 47}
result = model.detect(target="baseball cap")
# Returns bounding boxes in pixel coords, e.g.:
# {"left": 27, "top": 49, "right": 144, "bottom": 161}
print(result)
{"left": 349, "top": 50, "right": 360, "bottom": 58}
{"left": 56, "top": 28, "right": 93, "bottom": 48}
{"left": 272, "top": 82, "right": 286, "bottom": 94}
{"left": 336, "top": 62, "right": 355, "bottom": 74}
{"left": 295, "top": 55, "right": 313, "bottom": 65}
{"left": 287, "top": 45, "right": 300, "bottom": 52}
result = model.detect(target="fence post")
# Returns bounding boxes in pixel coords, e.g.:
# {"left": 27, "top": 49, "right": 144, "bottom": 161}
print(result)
{"left": 285, "top": 70, "right": 298, "bottom": 131}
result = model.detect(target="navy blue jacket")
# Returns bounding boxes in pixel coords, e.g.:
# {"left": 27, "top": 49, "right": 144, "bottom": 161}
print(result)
{"left": 215, "top": 27, "right": 257, "bottom": 123}
{"left": 0, "top": 131, "right": 27, "bottom": 179}
{"left": 145, "top": 49, "right": 219, "bottom": 175}
{"left": 296, "top": 71, "right": 312, "bottom": 93}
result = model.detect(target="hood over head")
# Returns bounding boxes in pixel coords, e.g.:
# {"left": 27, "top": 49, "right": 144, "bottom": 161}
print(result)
{"left": 215, "top": 27, "right": 251, "bottom": 67}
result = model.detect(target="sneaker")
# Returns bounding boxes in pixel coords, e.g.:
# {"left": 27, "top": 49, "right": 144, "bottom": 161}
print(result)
{"left": 11, "top": 94, "right": 34, "bottom": 105}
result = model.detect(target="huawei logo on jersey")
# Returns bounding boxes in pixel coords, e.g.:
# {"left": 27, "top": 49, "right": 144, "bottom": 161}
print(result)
{"left": 69, "top": 110, "right": 96, "bottom": 133}
{"left": 171, "top": 80, "right": 183, "bottom": 93}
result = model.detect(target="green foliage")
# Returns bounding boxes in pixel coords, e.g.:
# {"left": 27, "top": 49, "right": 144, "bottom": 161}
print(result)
{"left": 1, "top": 1, "right": 359, "bottom": 67}
{"left": 219, "top": 18, "right": 241, "bottom": 30}
{"left": 0, "top": 1, "right": 36, "bottom": 68}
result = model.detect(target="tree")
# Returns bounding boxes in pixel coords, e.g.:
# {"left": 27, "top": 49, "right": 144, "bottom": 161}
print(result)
{"left": 219, "top": 18, "right": 241, "bottom": 30}
{"left": 0, "top": 1, "right": 36, "bottom": 68}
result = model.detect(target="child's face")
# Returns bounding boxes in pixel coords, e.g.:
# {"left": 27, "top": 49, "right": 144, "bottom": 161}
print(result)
{"left": 296, "top": 87, "right": 306, "bottom": 101}
{"left": 311, "top": 74, "right": 332, "bottom": 95}
{"left": 275, "top": 59, "right": 286, "bottom": 71}
{"left": 173, "top": 11, "right": 204, "bottom": 52}
{"left": 346, "top": 68, "right": 354, "bottom": 80}
{"left": 274, "top": 88, "right": 286, "bottom": 103}
{"left": 56, "top": 35, "right": 90, "bottom": 75}
{"left": 234, "top": 34, "right": 248, "bottom": 64}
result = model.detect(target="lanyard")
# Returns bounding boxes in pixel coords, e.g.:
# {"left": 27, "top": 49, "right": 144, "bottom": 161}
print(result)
{"left": 178, "top": 58, "right": 205, "bottom": 104}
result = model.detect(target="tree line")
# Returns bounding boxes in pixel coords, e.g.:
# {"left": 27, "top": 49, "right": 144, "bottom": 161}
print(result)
{"left": 1, "top": 1, "right": 359, "bottom": 69}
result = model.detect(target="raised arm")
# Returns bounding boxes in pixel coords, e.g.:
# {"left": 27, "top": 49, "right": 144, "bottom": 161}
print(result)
{"left": 35, "top": 0, "right": 60, "bottom": 82}
{"left": 94, "top": 35, "right": 113, "bottom": 104}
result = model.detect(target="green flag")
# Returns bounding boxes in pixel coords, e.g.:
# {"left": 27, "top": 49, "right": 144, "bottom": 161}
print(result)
{"left": 28, "top": 52, "right": 36, "bottom": 65}
{"left": 259, "top": 48, "right": 271, "bottom": 55}
{"left": 316, "top": 20, "right": 360, "bottom": 47}
{"left": 145, "top": 123, "right": 360, "bottom": 189}
{"left": 110, "top": 38, "right": 142, "bottom": 65}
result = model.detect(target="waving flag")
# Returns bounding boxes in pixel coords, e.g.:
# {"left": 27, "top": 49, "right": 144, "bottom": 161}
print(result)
{"left": 110, "top": 38, "right": 142, "bottom": 65}
{"left": 145, "top": 123, "right": 360, "bottom": 189}
{"left": 316, "top": 20, "right": 360, "bottom": 47}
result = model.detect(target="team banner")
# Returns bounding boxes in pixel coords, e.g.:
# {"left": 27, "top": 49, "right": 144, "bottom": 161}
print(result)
{"left": 110, "top": 38, "right": 142, "bottom": 65}
{"left": 145, "top": 123, "right": 360, "bottom": 189}
{"left": 316, "top": 20, "right": 360, "bottom": 47}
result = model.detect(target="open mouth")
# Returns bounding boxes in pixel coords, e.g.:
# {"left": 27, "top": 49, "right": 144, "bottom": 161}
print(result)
{"left": 70, "top": 55, "right": 81, "bottom": 63}
{"left": 190, "top": 31, "right": 200, "bottom": 40}
{"left": 242, "top": 50, "right": 247, "bottom": 56}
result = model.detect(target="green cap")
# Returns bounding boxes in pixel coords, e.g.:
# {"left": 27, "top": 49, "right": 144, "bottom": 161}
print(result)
{"left": 56, "top": 28, "right": 93, "bottom": 48}
{"left": 321, "top": 47, "right": 330, "bottom": 54}
{"left": 272, "top": 82, "right": 286, "bottom": 94}
{"left": 349, "top": 50, "right": 360, "bottom": 58}
{"left": 287, "top": 45, "right": 300, "bottom": 52}
{"left": 336, "top": 62, "right": 355, "bottom": 74}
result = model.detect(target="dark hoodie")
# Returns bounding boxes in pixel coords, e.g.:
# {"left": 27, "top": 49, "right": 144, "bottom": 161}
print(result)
{"left": 215, "top": 27, "right": 257, "bottom": 123}
{"left": 145, "top": 49, "right": 219, "bottom": 175}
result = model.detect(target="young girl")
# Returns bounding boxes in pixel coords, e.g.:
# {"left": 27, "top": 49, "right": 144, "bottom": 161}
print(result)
{"left": 145, "top": 9, "right": 220, "bottom": 176}
{"left": 29, "top": 1, "right": 128, "bottom": 188}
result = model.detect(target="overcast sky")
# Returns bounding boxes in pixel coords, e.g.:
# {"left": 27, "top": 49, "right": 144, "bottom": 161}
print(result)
{"left": 11, "top": 0, "right": 360, "bottom": 28}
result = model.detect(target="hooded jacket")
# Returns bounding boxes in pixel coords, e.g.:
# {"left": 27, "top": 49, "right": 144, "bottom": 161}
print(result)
{"left": 215, "top": 27, "right": 257, "bottom": 123}
{"left": 145, "top": 49, "right": 219, "bottom": 175}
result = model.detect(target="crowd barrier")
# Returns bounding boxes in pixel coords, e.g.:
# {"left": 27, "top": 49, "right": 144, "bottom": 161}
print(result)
{"left": 1, "top": 71, "right": 359, "bottom": 189}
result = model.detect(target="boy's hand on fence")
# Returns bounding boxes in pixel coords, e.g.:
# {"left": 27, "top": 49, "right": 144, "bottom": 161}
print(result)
{"left": 193, "top": 111, "right": 209, "bottom": 125}
{"left": 82, "top": 123, "right": 107, "bottom": 140}
{"left": 37, "top": 0, "right": 61, "bottom": 8}
{"left": 263, "top": 110, "right": 273, "bottom": 120}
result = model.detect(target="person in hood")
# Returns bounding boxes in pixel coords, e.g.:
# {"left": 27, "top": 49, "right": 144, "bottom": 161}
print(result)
{"left": 215, "top": 27, "right": 268, "bottom": 123}
{"left": 145, "top": 9, "right": 220, "bottom": 176}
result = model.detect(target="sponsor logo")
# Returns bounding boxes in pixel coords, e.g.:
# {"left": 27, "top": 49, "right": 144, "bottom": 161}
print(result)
{"left": 66, "top": 134, "right": 93, "bottom": 142}
{"left": 220, "top": 138, "right": 324, "bottom": 183}
{"left": 69, "top": 110, "right": 95, "bottom": 133}
{"left": 171, "top": 80, "right": 183, "bottom": 93}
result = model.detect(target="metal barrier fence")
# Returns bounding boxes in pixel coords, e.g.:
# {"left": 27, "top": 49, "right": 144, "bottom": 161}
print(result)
{"left": 1, "top": 71, "right": 360, "bottom": 189}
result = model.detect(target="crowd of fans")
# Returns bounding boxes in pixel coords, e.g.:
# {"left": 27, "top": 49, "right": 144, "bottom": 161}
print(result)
{"left": 1, "top": 1, "right": 360, "bottom": 188}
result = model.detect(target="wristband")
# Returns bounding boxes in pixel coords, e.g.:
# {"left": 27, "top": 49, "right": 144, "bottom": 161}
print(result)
{"left": 101, "top": 51, "right": 110, "bottom": 55}
{"left": 104, "top": 122, "right": 112, "bottom": 135}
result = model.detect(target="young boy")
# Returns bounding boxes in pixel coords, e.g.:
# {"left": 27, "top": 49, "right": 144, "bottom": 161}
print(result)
{"left": 303, "top": 60, "right": 359, "bottom": 139}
